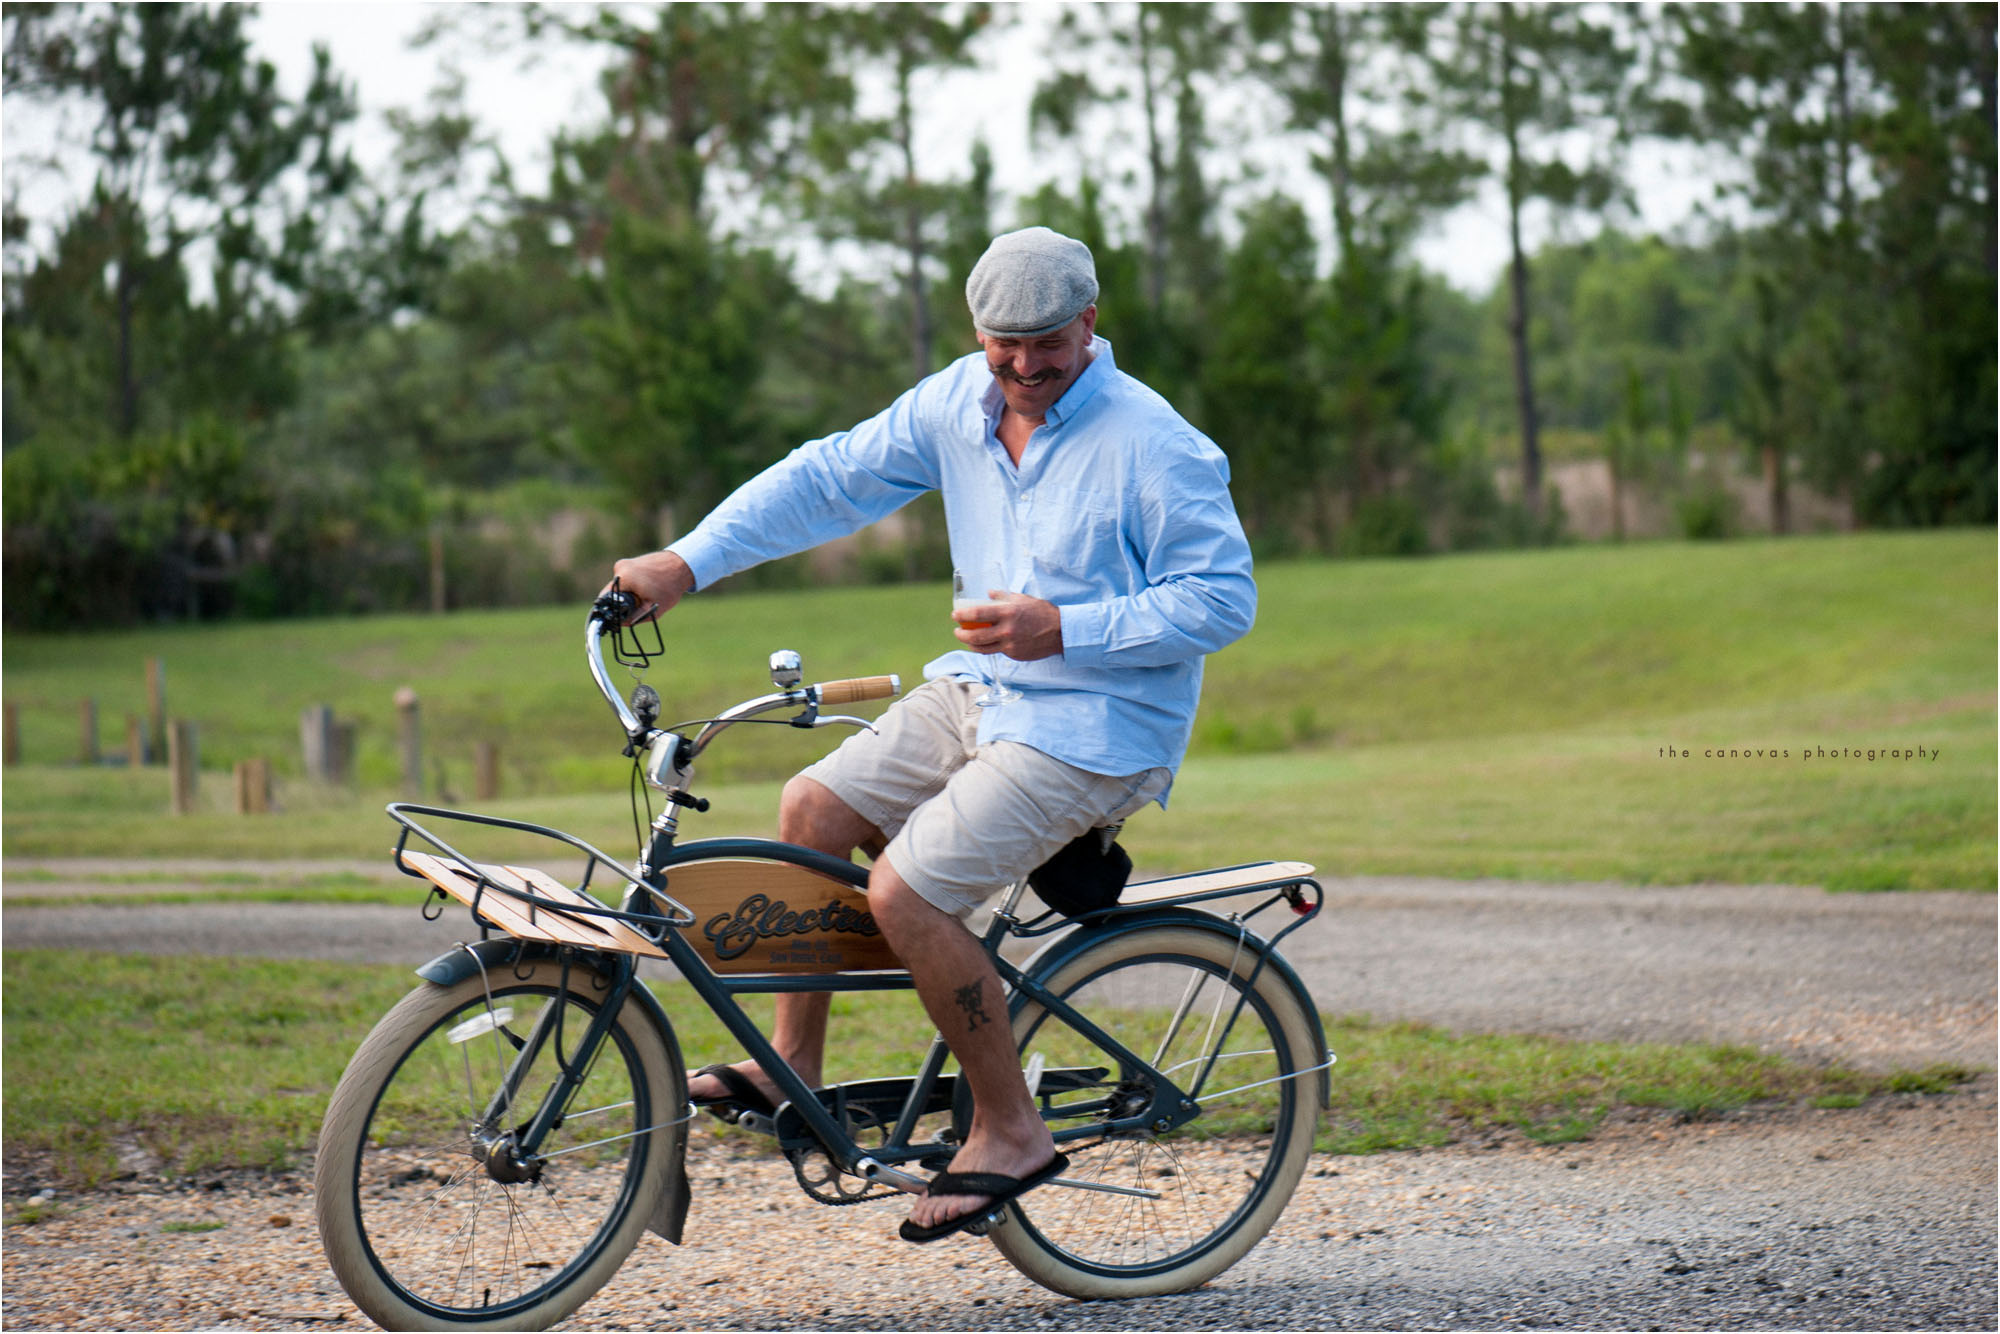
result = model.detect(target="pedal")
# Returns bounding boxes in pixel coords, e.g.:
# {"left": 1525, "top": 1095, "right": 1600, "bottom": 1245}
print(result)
{"left": 692, "top": 1101, "right": 780, "bottom": 1137}
{"left": 963, "top": 1206, "right": 1009, "bottom": 1238}
{"left": 734, "top": 1108, "right": 778, "bottom": 1137}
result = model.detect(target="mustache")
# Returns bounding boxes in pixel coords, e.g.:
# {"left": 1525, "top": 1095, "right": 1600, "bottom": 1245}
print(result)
{"left": 989, "top": 365, "right": 1063, "bottom": 387}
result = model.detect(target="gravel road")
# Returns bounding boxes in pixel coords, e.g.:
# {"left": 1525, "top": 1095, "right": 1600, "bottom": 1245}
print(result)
{"left": 2, "top": 861, "right": 1994, "bottom": 1330}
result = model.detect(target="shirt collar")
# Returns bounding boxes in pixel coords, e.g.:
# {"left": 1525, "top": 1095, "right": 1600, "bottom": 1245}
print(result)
{"left": 1046, "top": 336, "right": 1113, "bottom": 427}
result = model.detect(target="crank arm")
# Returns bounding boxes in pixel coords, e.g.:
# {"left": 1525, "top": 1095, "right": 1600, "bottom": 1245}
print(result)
{"left": 856, "top": 1157, "right": 930, "bottom": 1195}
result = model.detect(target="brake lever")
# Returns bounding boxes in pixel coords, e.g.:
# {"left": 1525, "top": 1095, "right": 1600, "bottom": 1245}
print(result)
{"left": 807, "top": 714, "right": 878, "bottom": 734}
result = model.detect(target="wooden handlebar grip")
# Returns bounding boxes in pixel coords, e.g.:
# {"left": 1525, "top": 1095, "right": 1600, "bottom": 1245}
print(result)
{"left": 815, "top": 675, "right": 901, "bottom": 706}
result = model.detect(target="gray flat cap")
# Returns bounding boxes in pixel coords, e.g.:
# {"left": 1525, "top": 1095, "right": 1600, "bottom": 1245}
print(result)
{"left": 965, "top": 226, "right": 1098, "bottom": 338}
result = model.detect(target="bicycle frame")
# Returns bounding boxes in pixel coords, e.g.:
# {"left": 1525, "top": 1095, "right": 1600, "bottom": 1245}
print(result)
{"left": 388, "top": 801, "right": 1326, "bottom": 1195}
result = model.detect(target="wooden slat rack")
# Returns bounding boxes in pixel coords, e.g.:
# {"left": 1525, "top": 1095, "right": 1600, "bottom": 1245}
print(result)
{"left": 401, "top": 851, "right": 671, "bottom": 960}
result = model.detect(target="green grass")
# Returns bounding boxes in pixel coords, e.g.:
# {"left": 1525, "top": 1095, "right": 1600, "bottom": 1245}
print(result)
{"left": 1, "top": 949, "right": 1967, "bottom": 1188}
{"left": 4, "top": 531, "right": 1993, "bottom": 888}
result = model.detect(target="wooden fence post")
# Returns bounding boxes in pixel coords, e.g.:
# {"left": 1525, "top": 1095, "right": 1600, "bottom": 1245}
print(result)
{"left": 168, "top": 720, "right": 199, "bottom": 815}
{"left": 475, "top": 741, "right": 500, "bottom": 801}
{"left": 3, "top": 701, "right": 18, "bottom": 766}
{"left": 78, "top": 697, "right": 98, "bottom": 765}
{"left": 396, "top": 687, "right": 422, "bottom": 799}
{"left": 146, "top": 658, "right": 167, "bottom": 764}
{"left": 234, "top": 757, "right": 270, "bottom": 814}
{"left": 301, "top": 705, "right": 335, "bottom": 782}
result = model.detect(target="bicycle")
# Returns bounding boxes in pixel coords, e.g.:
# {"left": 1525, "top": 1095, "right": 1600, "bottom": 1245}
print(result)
{"left": 315, "top": 589, "right": 1335, "bottom": 1331}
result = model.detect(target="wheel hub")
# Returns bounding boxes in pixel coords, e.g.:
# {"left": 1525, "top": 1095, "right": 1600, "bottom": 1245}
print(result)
{"left": 471, "top": 1128, "right": 540, "bottom": 1185}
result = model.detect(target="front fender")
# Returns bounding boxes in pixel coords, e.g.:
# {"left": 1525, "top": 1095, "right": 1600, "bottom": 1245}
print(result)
{"left": 411, "top": 937, "right": 693, "bottom": 1242}
{"left": 1012, "top": 908, "right": 1332, "bottom": 1110}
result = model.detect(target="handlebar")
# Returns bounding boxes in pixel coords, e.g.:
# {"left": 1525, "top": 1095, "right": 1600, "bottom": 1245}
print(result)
{"left": 585, "top": 590, "right": 900, "bottom": 779}
{"left": 586, "top": 598, "right": 648, "bottom": 741}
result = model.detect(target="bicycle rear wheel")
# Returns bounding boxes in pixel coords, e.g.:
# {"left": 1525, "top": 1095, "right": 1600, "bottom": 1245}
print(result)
{"left": 988, "top": 923, "right": 1324, "bottom": 1299}
{"left": 315, "top": 959, "right": 681, "bottom": 1331}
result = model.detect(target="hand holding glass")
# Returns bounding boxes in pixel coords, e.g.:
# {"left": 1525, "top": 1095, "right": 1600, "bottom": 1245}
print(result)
{"left": 952, "top": 568, "right": 1022, "bottom": 707}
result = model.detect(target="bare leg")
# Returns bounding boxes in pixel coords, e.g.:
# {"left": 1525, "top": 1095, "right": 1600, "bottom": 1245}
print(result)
{"left": 869, "top": 858, "right": 1057, "bottom": 1232}
{"left": 685, "top": 777, "right": 880, "bottom": 1105}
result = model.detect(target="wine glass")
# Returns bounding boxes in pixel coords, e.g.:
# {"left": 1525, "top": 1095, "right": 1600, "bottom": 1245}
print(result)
{"left": 953, "top": 568, "right": 1022, "bottom": 707}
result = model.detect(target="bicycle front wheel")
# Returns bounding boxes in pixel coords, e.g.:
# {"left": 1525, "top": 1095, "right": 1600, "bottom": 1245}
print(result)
{"left": 989, "top": 924, "right": 1324, "bottom": 1300}
{"left": 315, "top": 959, "right": 682, "bottom": 1331}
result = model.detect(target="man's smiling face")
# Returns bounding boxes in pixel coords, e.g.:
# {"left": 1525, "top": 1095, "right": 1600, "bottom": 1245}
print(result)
{"left": 978, "top": 306, "right": 1097, "bottom": 422}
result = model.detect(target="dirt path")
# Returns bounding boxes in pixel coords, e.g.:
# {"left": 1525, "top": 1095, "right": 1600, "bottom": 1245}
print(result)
{"left": 2, "top": 862, "right": 1994, "bottom": 1330}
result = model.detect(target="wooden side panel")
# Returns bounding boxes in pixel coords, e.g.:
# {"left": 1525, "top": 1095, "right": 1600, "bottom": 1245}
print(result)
{"left": 663, "top": 858, "right": 899, "bottom": 975}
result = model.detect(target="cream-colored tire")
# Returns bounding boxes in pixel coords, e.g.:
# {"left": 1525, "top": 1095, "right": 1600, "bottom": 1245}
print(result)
{"left": 316, "top": 963, "right": 680, "bottom": 1330}
{"left": 987, "top": 925, "right": 1323, "bottom": 1299}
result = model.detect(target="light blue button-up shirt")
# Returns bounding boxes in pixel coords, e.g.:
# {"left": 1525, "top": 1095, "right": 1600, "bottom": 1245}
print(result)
{"left": 669, "top": 337, "right": 1255, "bottom": 799}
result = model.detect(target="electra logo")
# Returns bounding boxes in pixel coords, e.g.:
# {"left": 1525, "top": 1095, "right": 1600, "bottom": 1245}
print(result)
{"left": 701, "top": 894, "right": 881, "bottom": 962}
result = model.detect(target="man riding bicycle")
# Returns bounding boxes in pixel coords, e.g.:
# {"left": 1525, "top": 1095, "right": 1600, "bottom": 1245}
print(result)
{"left": 608, "top": 225, "right": 1255, "bottom": 1242}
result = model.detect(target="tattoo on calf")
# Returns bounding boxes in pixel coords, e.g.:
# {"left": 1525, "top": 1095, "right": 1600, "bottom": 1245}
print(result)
{"left": 954, "top": 980, "right": 992, "bottom": 1031}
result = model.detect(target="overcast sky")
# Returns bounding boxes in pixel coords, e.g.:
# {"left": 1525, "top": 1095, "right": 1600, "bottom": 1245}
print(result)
{"left": 7, "top": 3, "right": 1722, "bottom": 297}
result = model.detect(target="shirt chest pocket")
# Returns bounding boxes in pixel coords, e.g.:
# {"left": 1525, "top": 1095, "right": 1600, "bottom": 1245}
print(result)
{"left": 1024, "top": 486, "right": 1127, "bottom": 594}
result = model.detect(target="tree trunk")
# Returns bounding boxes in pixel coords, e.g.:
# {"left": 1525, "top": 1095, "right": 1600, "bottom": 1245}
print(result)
{"left": 1137, "top": 4, "right": 1167, "bottom": 316}
{"left": 1504, "top": 179, "right": 1542, "bottom": 520}
{"left": 1499, "top": 16, "right": 1543, "bottom": 522}
{"left": 896, "top": 48, "right": 932, "bottom": 383}
{"left": 896, "top": 48, "right": 932, "bottom": 582}
{"left": 1970, "top": 5, "right": 1999, "bottom": 280}
{"left": 1762, "top": 442, "right": 1791, "bottom": 535}
{"left": 1320, "top": 6, "right": 1356, "bottom": 261}
{"left": 116, "top": 253, "right": 139, "bottom": 438}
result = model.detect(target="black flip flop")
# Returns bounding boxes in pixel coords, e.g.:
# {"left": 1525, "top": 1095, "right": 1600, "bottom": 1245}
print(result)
{"left": 898, "top": 1152, "right": 1071, "bottom": 1244}
{"left": 687, "top": 1063, "right": 777, "bottom": 1117}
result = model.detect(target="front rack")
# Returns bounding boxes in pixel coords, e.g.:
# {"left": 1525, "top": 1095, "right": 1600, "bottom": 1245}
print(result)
{"left": 387, "top": 803, "right": 697, "bottom": 956}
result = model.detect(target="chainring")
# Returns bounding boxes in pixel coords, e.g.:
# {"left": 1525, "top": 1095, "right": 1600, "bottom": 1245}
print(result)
{"left": 786, "top": 1105, "right": 899, "bottom": 1206}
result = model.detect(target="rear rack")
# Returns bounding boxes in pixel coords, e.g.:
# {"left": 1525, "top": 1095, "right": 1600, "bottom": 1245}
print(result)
{"left": 1009, "top": 859, "right": 1323, "bottom": 948}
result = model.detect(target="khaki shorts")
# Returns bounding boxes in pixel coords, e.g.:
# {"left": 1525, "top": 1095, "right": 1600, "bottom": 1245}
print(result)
{"left": 798, "top": 678, "right": 1170, "bottom": 918}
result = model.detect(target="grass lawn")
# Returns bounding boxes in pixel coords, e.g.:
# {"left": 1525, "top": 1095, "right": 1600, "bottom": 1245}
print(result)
{"left": 4, "top": 530, "right": 1992, "bottom": 889}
